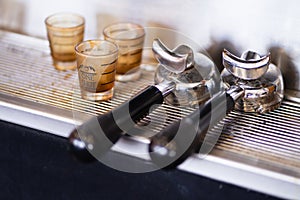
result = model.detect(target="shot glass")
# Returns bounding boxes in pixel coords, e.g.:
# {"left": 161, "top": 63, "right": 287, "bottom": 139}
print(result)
{"left": 103, "top": 22, "right": 145, "bottom": 82}
{"left": 75, "top": 40, "right": 118, "bottom": 101}
{"left": 45, "top": 13, "right": 85, "bottom": 71}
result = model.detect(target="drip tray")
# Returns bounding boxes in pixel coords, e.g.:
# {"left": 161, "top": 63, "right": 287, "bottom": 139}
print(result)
{"left": 0, "top": 30, "right": 300, "bottom": 199}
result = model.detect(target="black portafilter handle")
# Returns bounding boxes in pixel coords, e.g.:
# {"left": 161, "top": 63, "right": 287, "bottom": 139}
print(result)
{"left": 69, "top": 85, "right": 165, "bottom": 162}
{"left": 149, "top": 87, "right": 243, "bottom": 169}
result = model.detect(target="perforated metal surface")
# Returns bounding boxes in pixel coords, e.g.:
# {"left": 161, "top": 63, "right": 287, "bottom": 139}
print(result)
{"left": 0, "top": 30, "right": 300, "bottom": 199}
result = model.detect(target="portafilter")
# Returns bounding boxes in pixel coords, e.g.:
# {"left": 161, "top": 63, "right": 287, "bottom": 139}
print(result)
{"left": 149, "top": 49, "right": 284, "bottom": 169}
{"left": 69, "top": 38, "right": 220, "bottom": 161}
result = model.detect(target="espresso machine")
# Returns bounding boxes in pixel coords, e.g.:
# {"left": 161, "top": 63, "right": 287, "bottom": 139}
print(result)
{"left": 0, "top": 0, "right": 299, "bottom": 199}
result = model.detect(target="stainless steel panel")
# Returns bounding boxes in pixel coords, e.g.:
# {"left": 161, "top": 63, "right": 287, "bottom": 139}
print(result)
{"left": 0, "top": 30, "right": 300, "bottom": 199}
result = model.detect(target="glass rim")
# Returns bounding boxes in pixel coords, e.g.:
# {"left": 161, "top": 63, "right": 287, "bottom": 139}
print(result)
{"left": 103, "top": 22, "right": 145, "bottom": 41}
{"left": 75, "top": 39, "right": 119, "bottom": 57}
{"left": 45, "top": 12, "right": 85, "bottom": 29}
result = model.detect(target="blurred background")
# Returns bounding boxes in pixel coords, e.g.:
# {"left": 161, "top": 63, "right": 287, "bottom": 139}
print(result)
{"left": 0, "top": 0, "right": 298, "bottom": 50}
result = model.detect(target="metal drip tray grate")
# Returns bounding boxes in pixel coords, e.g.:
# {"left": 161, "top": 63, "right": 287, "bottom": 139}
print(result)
{"left": 215, "top": 104, "right": 300, "bottom": 169}
{"left": 0, "top": 30, "right": 300, "bottom": 199}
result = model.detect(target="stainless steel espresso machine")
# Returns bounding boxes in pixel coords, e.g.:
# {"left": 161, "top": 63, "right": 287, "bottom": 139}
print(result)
{"left": 0, "top": 0, "right": 299, "bottom": 199}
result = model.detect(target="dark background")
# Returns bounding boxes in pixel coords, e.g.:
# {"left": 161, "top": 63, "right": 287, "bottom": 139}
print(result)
{"left": 0, "top": 120, "right": 281, "bottom": 200}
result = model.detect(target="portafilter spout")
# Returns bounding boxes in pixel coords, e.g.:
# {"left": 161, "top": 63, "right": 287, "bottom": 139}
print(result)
{"left": 68, "top": 38, "right": 203, "bottom": 162}
{"left": 152, "top": 38, "right": 194, "bottom": 73}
